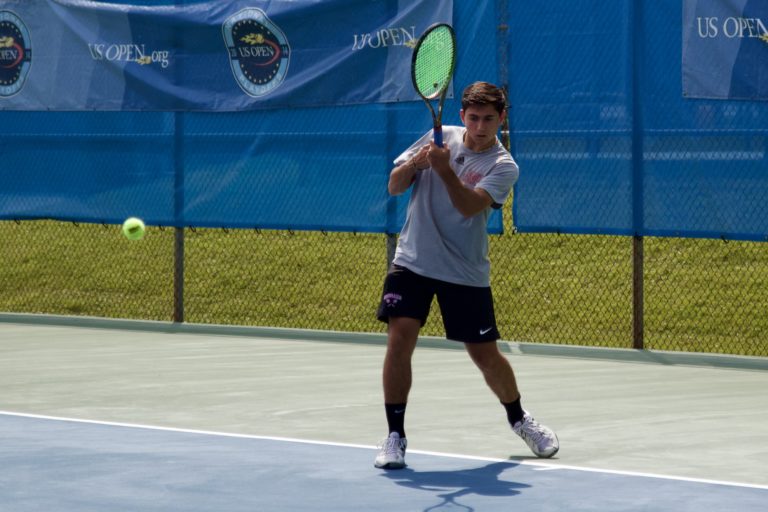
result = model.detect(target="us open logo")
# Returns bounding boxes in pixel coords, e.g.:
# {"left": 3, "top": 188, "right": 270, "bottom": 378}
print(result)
{"left": 0, "top": 11, "right": 31, "bottom": 98}
{"left": 223, "top": 8, "right": 290, "bottom": 98}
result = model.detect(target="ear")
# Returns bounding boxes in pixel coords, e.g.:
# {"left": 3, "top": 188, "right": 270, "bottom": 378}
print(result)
{"left": 459, "top": 109, "right": 466, "bottom": 124}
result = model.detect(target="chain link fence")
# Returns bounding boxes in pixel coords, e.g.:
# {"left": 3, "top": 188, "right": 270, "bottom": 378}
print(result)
{"left": 2, "top": 220, "right": 765, "bottom": 357}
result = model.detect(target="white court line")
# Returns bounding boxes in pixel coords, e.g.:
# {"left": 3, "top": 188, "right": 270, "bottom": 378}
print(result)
{"left": 2, "top": 410, "right": 767, "bottom": 491}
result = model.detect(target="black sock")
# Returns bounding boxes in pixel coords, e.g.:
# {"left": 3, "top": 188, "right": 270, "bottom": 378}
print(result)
{"left": 384, "top": 403, "right": 407, "bottom": 438}
{"left": 502, "top": 397, "right": 525, "bottom": 425}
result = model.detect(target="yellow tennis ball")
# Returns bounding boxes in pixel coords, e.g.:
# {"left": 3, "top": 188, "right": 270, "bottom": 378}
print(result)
{"left": 122, "top": 217, "right": 146, "bottom": 240}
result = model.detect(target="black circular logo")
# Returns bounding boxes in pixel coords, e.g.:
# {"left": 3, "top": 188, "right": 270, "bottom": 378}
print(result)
{"left": 223, "top": 9, "right": 290, "bottom": 98}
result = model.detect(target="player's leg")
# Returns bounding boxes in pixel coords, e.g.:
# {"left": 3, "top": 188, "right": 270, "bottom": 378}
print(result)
{"left": 465, "top": 341, "right": 559, "bottom": 458}
{"left": 438, "top": 281, "right": 560, "bottom": 458}
{"left": 464, "top": 341, "right": 520, "bottom": 403}
{"left": 374, "top": 265, "right": 434, "bottom": 469}
{"left": 373, "top": 317, "right": 419, "bottom": 470}
{"left": 382, "top": 316, "right": 420, "bottom": 406}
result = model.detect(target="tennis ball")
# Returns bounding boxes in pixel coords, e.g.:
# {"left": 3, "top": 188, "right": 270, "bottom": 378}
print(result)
{"left": 122, "top": 217, "right": 146, "bottom": 240}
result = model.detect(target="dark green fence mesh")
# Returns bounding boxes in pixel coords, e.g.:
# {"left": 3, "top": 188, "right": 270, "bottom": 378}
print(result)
{"left": 2, "top": 220, "right": 766, "bottom": 356}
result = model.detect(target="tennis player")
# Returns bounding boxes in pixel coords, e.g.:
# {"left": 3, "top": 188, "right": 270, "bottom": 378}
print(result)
{"left": 374, "top": 82, "right": 559, "bottom": 469}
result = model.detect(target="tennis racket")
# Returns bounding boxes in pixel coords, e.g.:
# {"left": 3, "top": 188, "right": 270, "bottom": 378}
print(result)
{"left": 411, "top": 23, "right": 457, "bottom": 148}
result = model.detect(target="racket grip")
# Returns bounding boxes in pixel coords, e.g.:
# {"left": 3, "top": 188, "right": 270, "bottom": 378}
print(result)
{"left": 433, "top": 126, "right": 443, "bottom": 147}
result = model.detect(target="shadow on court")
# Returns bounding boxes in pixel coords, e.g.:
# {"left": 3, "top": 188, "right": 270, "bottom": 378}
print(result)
{"left": 381, "top": 461, "right": 531, "bottom": 512}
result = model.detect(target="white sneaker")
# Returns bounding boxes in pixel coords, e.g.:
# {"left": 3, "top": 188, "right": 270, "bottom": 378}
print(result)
{"left": 374, "top": 432, "right": 407, "bottom": 469}
{"left": 512, "top": 413, "right": 559, "bottom": 458}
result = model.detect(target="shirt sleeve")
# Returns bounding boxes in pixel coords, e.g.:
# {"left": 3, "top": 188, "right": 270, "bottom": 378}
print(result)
{"left": 476, "top": 159, "right": 519, "bottom": 208}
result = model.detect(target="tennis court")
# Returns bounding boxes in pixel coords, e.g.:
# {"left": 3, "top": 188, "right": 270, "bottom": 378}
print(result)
{"left": 1, "top": 315, "right": 766, "bottom": 511}
{"left": 3, "top": 3, "right": 767, "bottom": 510}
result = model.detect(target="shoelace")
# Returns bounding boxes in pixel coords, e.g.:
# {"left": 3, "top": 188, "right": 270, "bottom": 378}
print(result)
{"left": 379, "top": 437, "right": 404, "bottom": 455}
{"left": 519, "top": 420, "right": 549, "bottom": 445}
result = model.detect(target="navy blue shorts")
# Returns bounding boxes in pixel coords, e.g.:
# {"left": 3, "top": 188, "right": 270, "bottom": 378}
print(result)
{"left": 376, "top": 265, "right": 500, "bottom": 343}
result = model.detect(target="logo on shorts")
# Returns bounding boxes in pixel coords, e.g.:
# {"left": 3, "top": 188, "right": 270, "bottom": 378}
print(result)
{"left": 223, "top": 8, "right": 290, "bottom": 98}
{"left": 0, "top": 11, "right": 32, "bottom": 98}
{"left": 383, "top": 293, "right": 402, "bottom": 307}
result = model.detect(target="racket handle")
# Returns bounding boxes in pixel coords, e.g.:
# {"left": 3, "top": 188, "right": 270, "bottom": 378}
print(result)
{"left": 433, "top": 125, "right": 443, "bottom": 147}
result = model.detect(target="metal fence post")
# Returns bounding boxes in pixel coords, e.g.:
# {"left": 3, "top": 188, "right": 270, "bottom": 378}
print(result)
{"left": 174, "top": 228, "right": 185, "bottom": 323}
{"left": 173, "top": 111, "right": 185, "bottom": 323}
{"left": 172, "top": 5, "right": 186, "bottom": 324}
{"left": 632, "top": 235, "right": 644, "bottom": 349}
{"left": 630, "top": 0, "right": 645, "bottom": 349}
{"left": 386, "top": 233, "right": 397, "bottom": 267}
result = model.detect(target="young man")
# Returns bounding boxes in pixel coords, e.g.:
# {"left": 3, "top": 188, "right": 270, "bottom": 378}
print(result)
{"left": 374, "top": 82, "right": 559, "bottom": 469}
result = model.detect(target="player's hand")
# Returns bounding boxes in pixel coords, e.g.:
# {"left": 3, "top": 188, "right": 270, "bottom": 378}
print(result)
{"left": 411, "top": 145, "right": 430, "bottom": 170}
{"left": 427, "top": 141, "right": 452, "bottom": 177}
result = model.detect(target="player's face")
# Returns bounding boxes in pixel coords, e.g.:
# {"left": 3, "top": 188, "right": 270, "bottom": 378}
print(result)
{"left": 460, "top": 104, "right": 504, "bottom": 150}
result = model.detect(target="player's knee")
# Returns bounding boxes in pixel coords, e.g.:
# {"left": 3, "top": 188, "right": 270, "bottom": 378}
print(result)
{"left": 386, "top": 318, "right": 420, "bottom": 353}
{"left": 467, "top": 344, "right": 506, "bottom": 372}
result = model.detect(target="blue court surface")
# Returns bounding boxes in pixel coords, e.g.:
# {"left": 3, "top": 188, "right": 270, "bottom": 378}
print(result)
{"left": 2, "top": 411, "right": 765, "bottom": 512}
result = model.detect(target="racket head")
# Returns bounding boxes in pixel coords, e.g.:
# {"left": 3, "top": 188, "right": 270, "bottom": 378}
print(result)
{"left": 411, "top": 23, "right": 456, "bottom": 102}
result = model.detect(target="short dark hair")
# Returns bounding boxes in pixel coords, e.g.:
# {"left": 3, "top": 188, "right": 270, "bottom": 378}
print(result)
{"left": 461, "top": 82, "right": 507, "bottom": 115}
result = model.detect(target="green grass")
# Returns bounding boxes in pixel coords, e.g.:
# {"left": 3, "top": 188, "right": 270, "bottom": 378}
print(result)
{"left": 1, "top": 220, "right": 766, "bottom": 356}
{"left": 2, "top": 221, "right": 174, "bottom": 319}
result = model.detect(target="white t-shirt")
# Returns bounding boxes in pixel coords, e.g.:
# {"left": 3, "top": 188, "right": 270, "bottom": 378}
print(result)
{"left": 392, "top": 126, "right": 519, "bottom": 287}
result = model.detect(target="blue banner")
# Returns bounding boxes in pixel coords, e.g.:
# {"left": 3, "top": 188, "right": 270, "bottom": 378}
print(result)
{"left": 0, "top": 0, "right": 452, "bottom": 111}
{"left": 509, "top": 0, "right": 768, "bottom": 242}
{"left": 0, "top": 0, "right": 505, "bottom": 234}
{"left": 683, "top": 0, "right": 768, "bottom": 100}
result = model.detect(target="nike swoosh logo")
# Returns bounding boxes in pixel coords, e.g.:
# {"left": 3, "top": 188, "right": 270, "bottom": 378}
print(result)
{"left": 480, "top": 327, "right": 493, "bottom": 335}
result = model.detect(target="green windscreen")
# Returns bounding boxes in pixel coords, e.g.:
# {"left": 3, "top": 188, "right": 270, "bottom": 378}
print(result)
{"left": 413, "top": 26, "right": 455, "bottom": 99}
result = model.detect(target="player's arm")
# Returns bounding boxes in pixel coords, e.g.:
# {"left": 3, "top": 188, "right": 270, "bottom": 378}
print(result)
{"left": 427, "top": 142, "right": 494, "bottom": 217}
{"left": 441, "top": 174, "right": 494, "bottom": 218}
{"left": 388, "top": 145, "right": 429, "bottom": 196}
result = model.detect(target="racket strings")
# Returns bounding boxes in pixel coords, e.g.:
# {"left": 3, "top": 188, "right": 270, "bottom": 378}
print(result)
{"left": 413, "top": 27, "right": 455, "bottom": 99}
